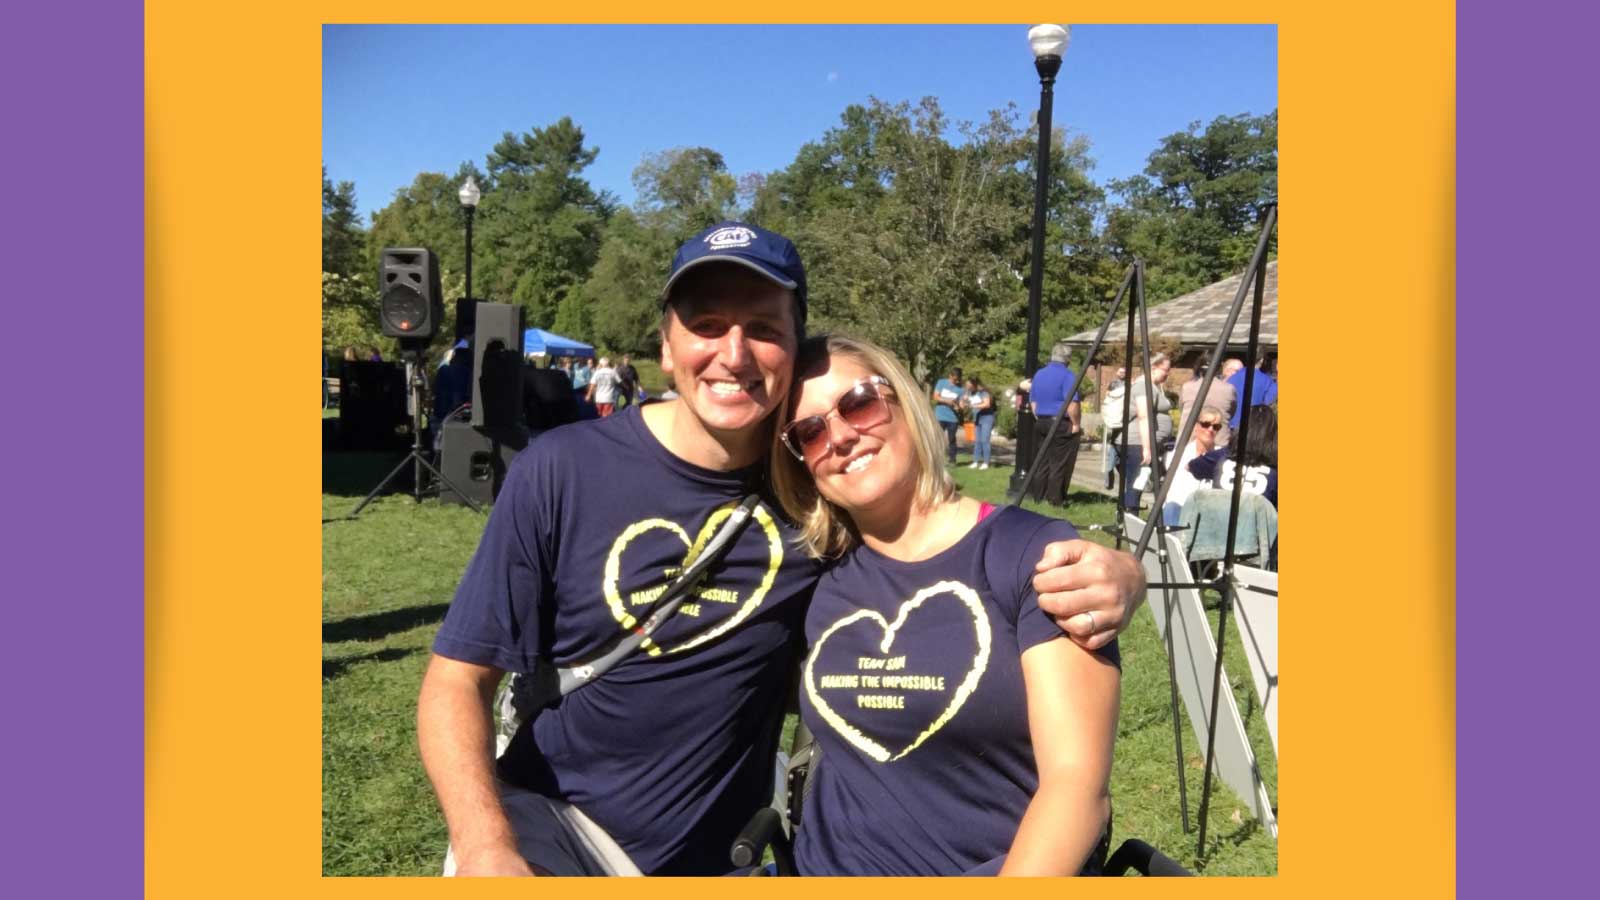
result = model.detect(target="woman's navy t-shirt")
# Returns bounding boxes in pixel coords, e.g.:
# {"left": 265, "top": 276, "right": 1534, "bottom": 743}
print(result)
{"left": 433, "top": 405, "right": 821, "bottom": 874}
{"left": 794, "top": 505, "right": 1119, "bottom": 876}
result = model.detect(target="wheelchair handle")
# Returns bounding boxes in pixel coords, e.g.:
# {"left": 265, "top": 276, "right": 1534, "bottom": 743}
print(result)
{"left": 1104, "top": 838, "right": 1194, "bottom": 876}
{"left": 730, "top": 807, "right": 785, "bottom": 868}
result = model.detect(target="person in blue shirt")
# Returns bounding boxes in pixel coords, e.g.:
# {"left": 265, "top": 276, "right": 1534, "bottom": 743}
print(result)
{"left": 1026, "top": 341, "right": 1084, "bottom": 506}
{"left": 963, "top": 376, "right": 997, "bottom": 469}
{"left": 417, "top": 223, "right": 1146, "bottom": 878}
{"left": 771, "top": 333, "right": 1120, "bottom": 876}
{"left": 930, "top": 366, "right": 965, "bottom": 464}
{"left": 1226, "top": 352, "right": 1278, "bottom": 430}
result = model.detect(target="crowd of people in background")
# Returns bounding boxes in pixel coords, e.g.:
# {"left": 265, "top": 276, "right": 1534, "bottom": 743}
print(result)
{"left": 1102, "top": 351, "right": 1279, "bottom": 569}
{"left": 920, "top": 345, "right": 1278, "bottom": 568}
{"left": 341, "top": 331, "right": 1276, "bottom": 565}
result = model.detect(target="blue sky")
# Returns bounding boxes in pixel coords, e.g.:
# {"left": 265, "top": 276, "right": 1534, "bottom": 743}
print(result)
{"left": 323, "top": 24, "right": 1277, "bottom": 223}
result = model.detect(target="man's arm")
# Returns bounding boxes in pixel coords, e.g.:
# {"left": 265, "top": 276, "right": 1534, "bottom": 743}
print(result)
{"left": 1066, "top": 399, "right": 1082, "bottom": 433}
{"left": 1134, "top": 394, "right": 1155, "bottom": 463}
{"left": 417, "top": 654, "right": 534, "bottom": 876}
{"left": 1030, "top": 541, "right": 1145, "bottom": 651}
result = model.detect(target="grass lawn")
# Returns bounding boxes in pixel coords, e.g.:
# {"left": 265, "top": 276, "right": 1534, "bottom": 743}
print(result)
{"left": 323, "top": 439, "right": 1278, "bottom": 876}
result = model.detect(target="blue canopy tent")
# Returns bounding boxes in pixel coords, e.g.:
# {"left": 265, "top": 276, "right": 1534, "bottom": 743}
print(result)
{"left": 523, "top": 328, "right": 595, "bottom": 359}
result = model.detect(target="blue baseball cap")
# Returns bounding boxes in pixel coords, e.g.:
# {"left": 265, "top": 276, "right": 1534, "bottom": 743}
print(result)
{"left": 660, "top": 222, "right": 808, "bottom": 324}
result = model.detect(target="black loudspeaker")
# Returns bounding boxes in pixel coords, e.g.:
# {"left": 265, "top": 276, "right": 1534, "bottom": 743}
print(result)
{"left": 379, "top": 247, "right": 444, "bottom": 339}
{"left": 522, "top": 367, "right": 582, "bottom": 433}
{"left": 338, "top": 360, "right": 410, "bottom": 451}
{"left": 472, "top": 302, "right": 525, "bottom": 428}
{"left": 439, "top": 420, "right": 523, "bottom": 506}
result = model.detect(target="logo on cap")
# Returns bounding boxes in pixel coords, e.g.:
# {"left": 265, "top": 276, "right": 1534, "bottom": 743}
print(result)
{"left": 705, "top": 226, "right": 757, "bottom": 250}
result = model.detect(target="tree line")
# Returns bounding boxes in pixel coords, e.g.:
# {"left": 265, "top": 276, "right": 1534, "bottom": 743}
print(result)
{"left": 324, "top": 102, "right": 1276, "bottom": 382}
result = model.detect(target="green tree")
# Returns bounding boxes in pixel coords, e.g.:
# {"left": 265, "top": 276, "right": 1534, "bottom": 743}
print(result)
{"left": 322, "top": 164, "right": 366, "bottom": 279}
{"left": 475, "top": 118, "right": 614, "bottom": 327}
{"left": 804, "top": 99, "right": 1038, "bottom": 381}
{"left": 632, "top": 147, "right": 739, "bottom": 237}
{"left": 322, "top": 272, "right": 386, "bottom": 357}
{"left": 1105, "top": 111, "right": 1277, "bottom": 301}
{"left": 748, "top": 102, "right": 892, "bottom": 235}
{"left": 750, "top": 98, "right": 1119, "bottom": 385}
{"left": 365, "top": 170, "right": 471, "bottom": 285}
{"left": 573, "top": 209, "right": 676, "bottom": 354}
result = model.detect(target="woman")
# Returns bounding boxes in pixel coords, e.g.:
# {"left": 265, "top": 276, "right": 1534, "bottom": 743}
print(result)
{"left": 1119, "top": 353, "right": 1174, "bottom": 510}
{"left": 1161, "top": 405, "right": 1225, "bottom": 526}
{"left": 770, "top": 334, "right": 1120, "bottom": 877}
{"left": 962, "top": 376, "right": 997, "bottom": 470}
{"left": 1190, "top": 404, "right": 1277, "bottom": 509}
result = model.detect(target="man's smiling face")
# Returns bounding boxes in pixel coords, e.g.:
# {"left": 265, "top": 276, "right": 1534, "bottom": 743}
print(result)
{"left": 660, "top": 266, "right": 800, "bottom": 441}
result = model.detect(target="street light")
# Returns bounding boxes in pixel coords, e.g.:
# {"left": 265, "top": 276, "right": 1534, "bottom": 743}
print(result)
{"left": 1009, "top": 24, "right": 1069, "bottom": 500}
{"left": 458, "top": 174, "right": 481, "bottom": 302}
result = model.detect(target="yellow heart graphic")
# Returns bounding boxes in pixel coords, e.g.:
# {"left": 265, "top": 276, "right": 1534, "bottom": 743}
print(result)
{"left": 602, "top": 500, "right": 784, "bottom": 655}
{"left": 804, "top": 580, "right": 992, "bottom": 762}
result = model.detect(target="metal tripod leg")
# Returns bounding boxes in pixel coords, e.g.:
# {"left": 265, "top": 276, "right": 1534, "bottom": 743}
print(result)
{"left": 419, "top": 450, "right": 485, "bottom": 514}
{"left": 1194, "top": 216, "right": 1274, "bottom": 857}
{"left": 1128, "top": 259, "right": 1192, "bottom": 836}
{"left": 345, "top": 351, "right": 487, "bottom": 518}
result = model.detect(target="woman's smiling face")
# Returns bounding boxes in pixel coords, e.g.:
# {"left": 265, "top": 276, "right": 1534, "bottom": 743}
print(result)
{"left": 790, "top": 355, "right": 917, "bottom": 517}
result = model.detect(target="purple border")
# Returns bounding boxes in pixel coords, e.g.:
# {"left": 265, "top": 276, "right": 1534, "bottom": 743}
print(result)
{"left": 1459, "top": 2, "right": 1597, "bottom": 896}
{"left": 0, "top": 5, "right": 142, "bottom": 896}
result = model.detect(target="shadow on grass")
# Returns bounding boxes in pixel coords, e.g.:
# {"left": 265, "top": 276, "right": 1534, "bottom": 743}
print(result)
{"left": 323, "top": 450, "right": 413, "bottom": 499}
{"left": 323, "top": 647, "right": 418, "bottom": 681}
{"left": 1191, "top": 816, "right": 1263, "bottom": 873}
{"left": 324, "top": 603, "right": 450, "bottom": 644}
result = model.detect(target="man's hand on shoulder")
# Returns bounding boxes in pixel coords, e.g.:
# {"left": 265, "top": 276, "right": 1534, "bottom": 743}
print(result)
{"left": 1031, "top": 539, "right": 1146, "bottom": 650}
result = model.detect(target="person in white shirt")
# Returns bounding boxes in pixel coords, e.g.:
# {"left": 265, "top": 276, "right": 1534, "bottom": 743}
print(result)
{"left": 586, "top": 357, "right": 621, "bottom": 417}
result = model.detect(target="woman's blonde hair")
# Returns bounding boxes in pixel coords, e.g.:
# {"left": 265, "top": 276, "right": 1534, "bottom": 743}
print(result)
{"left": 770, "top": 333, "right": 957, "bottom": 559}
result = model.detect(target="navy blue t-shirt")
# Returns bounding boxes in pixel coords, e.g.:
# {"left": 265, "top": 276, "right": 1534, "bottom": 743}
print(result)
{"left": 794, "top": 506, "right": 1120, "bottom": 876}
{"left": 432, "top": 405, "right": 822, "bottom": 874}
{"left": 1029, "top": 362, "right": 1081, "bottom": 418}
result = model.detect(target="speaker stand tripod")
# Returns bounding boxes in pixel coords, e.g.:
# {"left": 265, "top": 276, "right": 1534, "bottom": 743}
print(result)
{"left": 347, "top": 347, "right": 484, "bottom": 518}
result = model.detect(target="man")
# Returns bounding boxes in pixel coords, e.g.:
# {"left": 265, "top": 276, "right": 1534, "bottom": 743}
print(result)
{"left": 615, "top": 353, "right": 640, "bottom": 409}
{"left": 931, "top": 366, "right": 964, "bottom": 464}
{"left": 586, "top": 357, "right": 621, "bottom": 417}
{"left": 1179, "top": 360, "right": 1238, "bottom": 448}
{"left": 417, "top": 221, "right": 1146, "bottom": 877}
{"left": 1026, "top": 341, "right": 1084, "bottom": 506}
{"left": 1225, "top": 352, "right": 1278, "bottom": 431}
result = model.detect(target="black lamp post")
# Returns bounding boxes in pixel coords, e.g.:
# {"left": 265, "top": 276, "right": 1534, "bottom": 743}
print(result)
{"left": 458, "top": 174, "right": 481, "bottom": 301}
{"left": 1008, "top": 24, "right": 1069, "bottom": 500}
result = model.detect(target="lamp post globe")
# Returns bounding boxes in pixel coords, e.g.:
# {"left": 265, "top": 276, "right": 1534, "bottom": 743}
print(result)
{"left": 457, "top": 174, "right": 480, "bottom": 303}
{"left": 1009, "top": 24, "right": 1069, "bottom": 500}
{"left": 458, "top": 174, "right": 481, "bottom": 209}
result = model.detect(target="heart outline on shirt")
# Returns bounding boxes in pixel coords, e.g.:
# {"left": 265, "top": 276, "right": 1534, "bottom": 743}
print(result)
{"left": 804, "top": 580, "right": 993, "bottom": 762}
{"left": 602, "top": 500, "right": 784, "bottom": 655}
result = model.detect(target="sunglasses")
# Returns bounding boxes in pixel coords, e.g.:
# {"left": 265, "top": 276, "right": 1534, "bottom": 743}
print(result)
{"left": 781, "top": 376, "right": 893, "bottom": 462}
{"left": 1196, "top": 420, "right": 1223, "bottom": 431}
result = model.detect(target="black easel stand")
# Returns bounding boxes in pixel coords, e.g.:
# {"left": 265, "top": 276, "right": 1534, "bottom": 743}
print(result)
{"left": 1005, "top": 261, "right": 1195, "bottom": 833}
{"left": 347, "top": 345, "right": 484, "bottom": 518}
{"left": 1114, "top": 205, "right": 1277, "bottom": 856}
